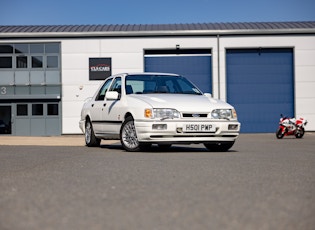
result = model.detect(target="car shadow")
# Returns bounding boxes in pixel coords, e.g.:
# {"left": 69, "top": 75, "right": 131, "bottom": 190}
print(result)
{"left": 100, "top": 143, "right": 238, "bottom": 153}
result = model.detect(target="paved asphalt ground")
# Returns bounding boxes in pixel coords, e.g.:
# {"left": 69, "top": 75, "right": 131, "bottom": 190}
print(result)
{"left": 0, "top": 133, "right": 314, "bottom": 230}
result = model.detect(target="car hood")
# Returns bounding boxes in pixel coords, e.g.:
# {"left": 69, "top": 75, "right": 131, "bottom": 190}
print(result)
{"left": 129, "top": 94, "right": 233, "bottom": 112}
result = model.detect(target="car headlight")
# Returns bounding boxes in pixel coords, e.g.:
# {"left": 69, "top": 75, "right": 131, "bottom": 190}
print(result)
{"left": 145, "top": 108, "right": 180, "bottom": 119}
{"left": 211, "top": 109, "right": 237, "bottom": 120}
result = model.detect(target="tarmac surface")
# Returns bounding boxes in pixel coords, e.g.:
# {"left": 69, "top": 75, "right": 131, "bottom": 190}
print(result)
{"left": 1, "top": 133, "right": 314, "bottom": 230}
{"left": 0, "top": 135, "right": 118, "bottom": 146}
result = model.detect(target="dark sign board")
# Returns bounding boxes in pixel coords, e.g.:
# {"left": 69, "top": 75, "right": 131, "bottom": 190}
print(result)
{"left": 89, "top": 58, "right": 112, "bottom": 80}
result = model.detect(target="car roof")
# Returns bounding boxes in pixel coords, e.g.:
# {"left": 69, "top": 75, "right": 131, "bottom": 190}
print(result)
{"left": 124, "top": 72, "right": 180, "bottom": 77}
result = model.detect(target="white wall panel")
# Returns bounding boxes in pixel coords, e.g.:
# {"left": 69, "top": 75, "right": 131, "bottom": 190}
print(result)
{"left": 62, "top": 117, "right": 82, "bottom": 134}
{"left": 295, "top": 66, "right": 315, "bottom": 82}
{"left": 296, "top": 98, "right": 315, "bottom": 131}
{"left": 62, "top": 39, "right": 100, "bottom": 53}
{"left": 111, "top": 53, "right": 143, "bottom": 69}
{"left": 295, "top": 50, "right": 315, "bottom": 66}
{"left": 62, "top": 54, "right": 92, "bottom": 70}
{"left": 296, "top": 82, "right": 315, "bottom": 98}
{"left": 112, "top": 68, "right": 143, "bottom": 75}
{"left": 296, "top": 98, "right": 315, "bottom": 113}
{"left": 59, "top": 34, "right": 315, "bottom": 133}
{"left": 62, "top": 69, "right": 90, "bottom": 84}
{"left": 62, "top": 101, "right": 85, "bottom": 133}
{"left": 63, "top": 85, "right": 100, "bottom": 101}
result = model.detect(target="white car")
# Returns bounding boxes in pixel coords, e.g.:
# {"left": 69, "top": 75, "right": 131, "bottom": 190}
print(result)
{"left": 79, "top": 73, "right": 240, "bottom": 151}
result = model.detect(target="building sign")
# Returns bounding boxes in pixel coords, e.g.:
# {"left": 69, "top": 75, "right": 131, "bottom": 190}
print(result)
{"left": 89, "top": 58, "right": 112, "bottom": 80}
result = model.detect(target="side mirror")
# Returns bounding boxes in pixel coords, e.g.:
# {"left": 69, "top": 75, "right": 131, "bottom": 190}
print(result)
{"left": 105, "top": 91, "right": 119, "bottom": 100}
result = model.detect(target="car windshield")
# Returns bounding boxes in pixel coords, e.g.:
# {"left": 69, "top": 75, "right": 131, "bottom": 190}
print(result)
{"left": 125, "top": 75, "right": 202, "bottom": 95}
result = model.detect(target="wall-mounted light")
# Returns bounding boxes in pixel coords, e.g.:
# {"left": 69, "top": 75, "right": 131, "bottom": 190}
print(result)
{"left": 77, "top": 85, "right": 84, "bottom": 97}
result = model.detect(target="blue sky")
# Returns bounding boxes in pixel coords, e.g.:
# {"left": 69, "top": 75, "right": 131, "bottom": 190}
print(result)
{"left": 1, "top": 0, "right": 315, "bottom": 25}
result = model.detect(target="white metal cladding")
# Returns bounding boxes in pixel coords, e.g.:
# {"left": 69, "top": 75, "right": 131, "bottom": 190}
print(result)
{"left": 0, "top": 22, "right": 314, "bottom": 134}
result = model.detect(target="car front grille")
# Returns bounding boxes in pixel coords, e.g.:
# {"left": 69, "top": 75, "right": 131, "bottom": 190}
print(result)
{"left": 182, "top": 113, "right": 208, "bottom": 118}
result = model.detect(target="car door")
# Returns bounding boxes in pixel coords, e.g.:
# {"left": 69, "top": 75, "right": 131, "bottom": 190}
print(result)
{"left": 102, "top": 76, "right": 124, "bottom": 134}
{"left": 89, "top": 78, "right": 113, "bottom": 135}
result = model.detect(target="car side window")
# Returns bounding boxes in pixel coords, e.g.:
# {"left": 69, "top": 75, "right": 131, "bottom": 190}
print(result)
{"left": 109, "top": 77, "right": 122, "bottom": 93}
{"left": 95, "top": 78, "right": 113, "bottom": 101}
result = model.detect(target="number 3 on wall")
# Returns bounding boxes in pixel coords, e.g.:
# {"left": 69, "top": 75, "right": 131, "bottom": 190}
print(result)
{"left": 1, "top": 87, "right": 7, "bottom": 95}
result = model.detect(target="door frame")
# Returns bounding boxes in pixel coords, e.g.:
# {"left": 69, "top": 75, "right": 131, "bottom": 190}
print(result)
{"left": 0, "top": 104, "right": 12, "bottom": 135}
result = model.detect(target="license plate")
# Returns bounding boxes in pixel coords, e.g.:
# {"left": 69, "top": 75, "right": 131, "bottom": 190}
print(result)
{"left": 183, "top": 123, "right": 216, "bottom": 132}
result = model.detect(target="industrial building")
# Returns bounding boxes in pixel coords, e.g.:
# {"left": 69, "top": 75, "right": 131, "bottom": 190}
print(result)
{"left": 0, "top": 21, "right": 314, "bottom": 135}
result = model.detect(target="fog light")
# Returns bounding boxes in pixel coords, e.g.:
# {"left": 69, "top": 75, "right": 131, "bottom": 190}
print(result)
{"left": 228, "top": 124, "right": 238, "bottom": 130}
{"left": 152, "top": 124, "right": 167, "bottom": 130}
{"left": 176, "top": 127, "right": 183, "bottom": 133}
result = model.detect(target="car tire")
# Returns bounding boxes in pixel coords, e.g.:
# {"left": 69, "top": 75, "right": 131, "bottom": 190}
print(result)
{"left": 204, "top": 141, "right": 235, "bottom": 152}
{"left": 120, "top": 116, "right": 142, "bottom": 152}
{"left": 85, "top": 119, "right": 101, "bottom": 147}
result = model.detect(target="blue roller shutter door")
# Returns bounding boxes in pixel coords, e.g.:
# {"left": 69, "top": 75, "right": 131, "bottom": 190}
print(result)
{"left": 226, "top": 48, "right": 294, "bottom": 133}
{"left": 145, "top": 55, "right": 212, "bottom": 93}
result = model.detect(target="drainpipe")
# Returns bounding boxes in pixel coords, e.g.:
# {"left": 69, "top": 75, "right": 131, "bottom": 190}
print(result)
{"left": 217, "top": 34, "right": 221, "bottom": 99}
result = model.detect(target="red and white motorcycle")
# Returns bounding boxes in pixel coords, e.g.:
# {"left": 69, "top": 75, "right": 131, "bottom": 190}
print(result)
{"left": 276, "top": 114, "right": 307, "bottom": 139}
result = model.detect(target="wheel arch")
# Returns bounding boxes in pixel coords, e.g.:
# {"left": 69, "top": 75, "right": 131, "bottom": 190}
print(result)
{"left": 81, "top": 114, "right": 91, "bottom": 133}
{"left": 85, "top": 114, "right": 91, "bottom": 122}
{"left": 124, "top": 112, "right": 134, "bottom": 120}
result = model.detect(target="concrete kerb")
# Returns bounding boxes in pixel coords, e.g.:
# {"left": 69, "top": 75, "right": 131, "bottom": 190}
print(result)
{"left": 1, "top": 132, "right": 314, "bottom": 146}
{"left": 0, "top": 135, "right": 118, "bottom": 146}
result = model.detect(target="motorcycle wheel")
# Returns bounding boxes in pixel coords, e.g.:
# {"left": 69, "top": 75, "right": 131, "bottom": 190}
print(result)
{"left": 276, "top": 128, "right": 284, "bottom": 139}
{"left": 295, "top": 127, "right": 305, "bottom": 138}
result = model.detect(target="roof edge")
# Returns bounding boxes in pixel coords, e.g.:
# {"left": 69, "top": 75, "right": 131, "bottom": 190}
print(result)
{"left": 1, "top": 28, "right": 315, "bottom": 38}
{"left": 1, "top": 22, "right": 315, "bottom": 38}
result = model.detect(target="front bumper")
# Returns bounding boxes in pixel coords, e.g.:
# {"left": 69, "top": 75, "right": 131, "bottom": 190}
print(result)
{"left": 79, "top": 119, "right": 85, "bottom": 133}
{"left": 135, "top": 119, "right": 240, "bottom": 144}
